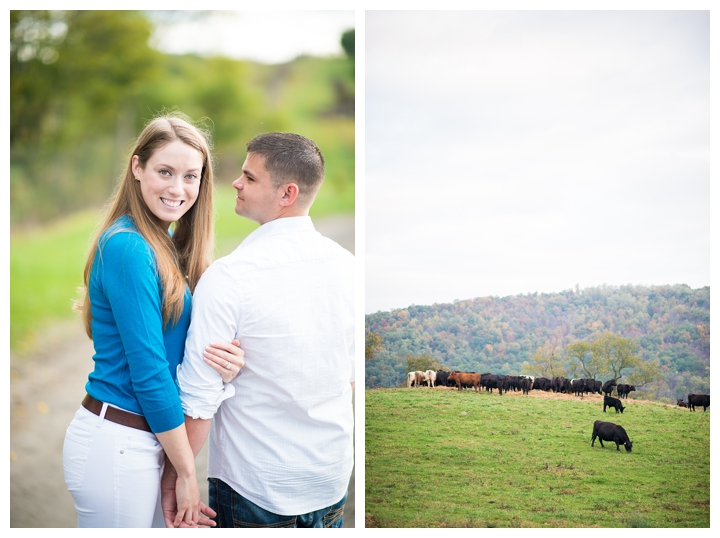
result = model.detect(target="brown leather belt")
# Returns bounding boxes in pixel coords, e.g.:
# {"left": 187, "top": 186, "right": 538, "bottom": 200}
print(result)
{"left": 82, "top": 394, "right": 153, "bottom": 433}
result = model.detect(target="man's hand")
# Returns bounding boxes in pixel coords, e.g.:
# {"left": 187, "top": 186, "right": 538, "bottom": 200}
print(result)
{"left": 161, "top": 460, "right": 179, "bottom": 528}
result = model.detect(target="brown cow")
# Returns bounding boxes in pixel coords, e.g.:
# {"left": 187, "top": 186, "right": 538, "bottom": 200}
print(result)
{"left": 447, "top": 371, "right": 481, "bottom": 392}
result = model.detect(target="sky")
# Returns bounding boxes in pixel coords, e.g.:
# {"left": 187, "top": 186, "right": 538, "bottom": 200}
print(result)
{"left": 148, "top": 10, "right": 355, "bottom": 64}
{"left": 365, "top": 10, "right": 711, "bottom": 314}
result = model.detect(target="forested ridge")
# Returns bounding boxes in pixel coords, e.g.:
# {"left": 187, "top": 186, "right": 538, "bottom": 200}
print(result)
{"left": 365, "top": 284, "right": 709, "bottom": 401}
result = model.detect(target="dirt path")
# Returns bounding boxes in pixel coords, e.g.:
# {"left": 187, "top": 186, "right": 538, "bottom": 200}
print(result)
{"left": 10, "top": 215, "right": 355, "bottom": 528}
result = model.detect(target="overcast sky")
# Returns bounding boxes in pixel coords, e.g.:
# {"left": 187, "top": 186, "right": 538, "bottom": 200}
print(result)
{"left": 149, "top": 10, "right": 354, "bottom": 64}
{"left": 365, "top": 10, "right": 710, "bottom": 314}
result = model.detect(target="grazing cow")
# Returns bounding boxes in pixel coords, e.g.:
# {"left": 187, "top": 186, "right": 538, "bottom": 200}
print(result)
{"left": 601, "top": 378, "right": 618, "bottom": 397}
{"left": 435, "top": 369, "right": 450, "bottom": 387}
{"left": 424, "top": 370, "right": 437, "bottom": 388}
{"left": 447, "top": 371, "right": 481, "bottom": 392}
{"left": 687, "top": 394, "right": 710, "bottom": 412}
{"left": 617, "top": 384, "right": 636, "bottom": 399}
{"left": 591, "top": 420, "right": 633, "bottom": 452}
{"left": 603, "top": 395, "right": 625, "bottom": 414}
{"left": 677, "top": 399, "right": 688, "bottom": 408}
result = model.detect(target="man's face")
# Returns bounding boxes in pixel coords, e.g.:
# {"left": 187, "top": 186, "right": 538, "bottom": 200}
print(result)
{"left": 232, "top": 153, "right": 282, "bottom": 225}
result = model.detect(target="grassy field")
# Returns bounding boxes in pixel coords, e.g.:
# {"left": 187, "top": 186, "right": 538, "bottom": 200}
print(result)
{"left": 365, "top": 388, "right": 710, "bottom": 528}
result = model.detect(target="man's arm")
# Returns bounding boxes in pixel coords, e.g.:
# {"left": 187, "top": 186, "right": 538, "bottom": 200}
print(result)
{"left": 185, "top": 415, "right": 212, "bottom": 457}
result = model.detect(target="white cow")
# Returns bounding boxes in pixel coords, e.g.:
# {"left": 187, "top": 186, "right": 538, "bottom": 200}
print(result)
{"left": 424, "top": 370, "right": 437, "bottom": 388}
{"left": 407, "top": 371, "right": 425, "bottom": 388}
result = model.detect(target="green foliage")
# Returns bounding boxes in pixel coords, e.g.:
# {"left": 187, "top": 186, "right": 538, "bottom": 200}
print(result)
{"left": 365, "top": 285, "right": 709, "bottom": 401}
{"left": 366, "top": 332, "right": 384, "bottom": 362}
{"left": 403, "top": 354, "right": 440, "bottom": 375}
{"left": 366, "top": 389, "right": 709, "bottom": 527}
{"left": 11, "top": 11, "right": 355, "bottom": 224}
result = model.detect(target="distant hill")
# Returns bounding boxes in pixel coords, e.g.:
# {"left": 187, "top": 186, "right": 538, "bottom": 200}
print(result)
{"left": 365, "top": 284, "right": 709, "bottom": 401}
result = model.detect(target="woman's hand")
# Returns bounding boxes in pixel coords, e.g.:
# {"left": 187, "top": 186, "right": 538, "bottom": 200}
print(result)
{"left": 204, "top": 339, "right": 244, "bottom": 383}
{"left": 173, "top": 472, "right": 202, "bottom": 527}
{"left": 161, "top": 460, "right": 216, "bottom": 528}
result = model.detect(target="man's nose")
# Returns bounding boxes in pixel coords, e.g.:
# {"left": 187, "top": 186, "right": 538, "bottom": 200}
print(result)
{"left": 232, "top": 177, "right": 244, "bottom": 189}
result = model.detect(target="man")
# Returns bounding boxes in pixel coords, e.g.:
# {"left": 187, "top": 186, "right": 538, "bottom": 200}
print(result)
{"left": 165, "top": 133, "right": 355, "bottom": 527}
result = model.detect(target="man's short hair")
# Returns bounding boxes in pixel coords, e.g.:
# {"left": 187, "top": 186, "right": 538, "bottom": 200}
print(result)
{"left": 247, "top": 133, "right": 325, "bottom": 197}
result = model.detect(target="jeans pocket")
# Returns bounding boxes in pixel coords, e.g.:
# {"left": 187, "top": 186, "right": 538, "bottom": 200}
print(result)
{"left": 62, "top": 426, "right": 94, "bottom": 491}
{"left": 323, "top": 505, "right": 345, "bottom": 528}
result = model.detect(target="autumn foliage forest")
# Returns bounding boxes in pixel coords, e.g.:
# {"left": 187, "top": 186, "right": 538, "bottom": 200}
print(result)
{"left": 365, "top": 284, "right": 709, "bottom": 402}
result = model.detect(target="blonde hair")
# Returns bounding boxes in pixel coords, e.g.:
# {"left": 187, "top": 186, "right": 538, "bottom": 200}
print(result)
{"left": 76, "top": 112, "right": 215, "bottom": 338}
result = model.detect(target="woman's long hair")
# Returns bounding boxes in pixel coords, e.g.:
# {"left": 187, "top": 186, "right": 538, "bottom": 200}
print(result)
{"left": 76, "top": 112, "right": 215, "bottom": 339}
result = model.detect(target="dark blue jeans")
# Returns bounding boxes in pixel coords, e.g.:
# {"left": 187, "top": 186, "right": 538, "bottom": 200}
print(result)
{"left": 208, "top": 477, "right": 347, "bottom": 528}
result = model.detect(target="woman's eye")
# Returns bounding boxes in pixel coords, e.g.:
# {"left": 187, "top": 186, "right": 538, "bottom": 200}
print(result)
{"left": 159, "top": 169, "right": 171, "bottom": 176}
{"left": 185, "top": 174, "right": 198, "bottom": 182}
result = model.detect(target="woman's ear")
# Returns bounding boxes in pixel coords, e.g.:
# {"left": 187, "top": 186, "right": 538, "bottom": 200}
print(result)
{"left": 131, "top": 155, "right": 141, "bottom": 180}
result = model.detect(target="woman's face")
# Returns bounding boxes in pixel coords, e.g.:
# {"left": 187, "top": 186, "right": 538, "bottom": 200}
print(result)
{"left": 132, "top": 140, "right": 204, "bottom": 228}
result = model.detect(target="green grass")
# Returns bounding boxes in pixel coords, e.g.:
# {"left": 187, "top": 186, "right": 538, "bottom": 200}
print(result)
{"left": 365, "top": 389, "right": 710, "bottom": 528}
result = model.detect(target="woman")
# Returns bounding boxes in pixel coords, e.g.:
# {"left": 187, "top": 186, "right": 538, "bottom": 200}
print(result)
{"left": 63, "top": 112, "right": 244, "bottom": 527}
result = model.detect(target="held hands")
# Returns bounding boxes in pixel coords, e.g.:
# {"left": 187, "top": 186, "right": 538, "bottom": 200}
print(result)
{"left": 204, "top": 339, "right": 244, "bottom": 383}
{"left": 161, "top": 460, "right": 217, "bottom": 528}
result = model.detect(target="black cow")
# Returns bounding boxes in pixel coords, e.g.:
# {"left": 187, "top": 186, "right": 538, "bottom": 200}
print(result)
{"left": 571, "top": 378, "right": 586, "bottom": 397}
{"left": 601, "top": 378, "right": 618, "bottom": 397}
{"left": 677, "top": 399, "right": 688, "bottom": 408}
{"left": 591, "top": 420, "right": 633, "bottom": 452}
{"left": 533, "top": 377, "right": 552, "bottom": 391}
{"left": 519, "top": 377, "right": 532, "bottom": 395}
{"left": 435, "top": 369, "right": 451, "bottom": 387}
{"left": 603, "top": 395, "right": 625, "bottom": 414}
{"left": 585, "top": 379, "right": 602, "bottom": 395}
{"left": 617, "top": 384, "right": 636, "bottom": 399}
{"left": 687, "top": 394, "right": 710, "bottom": 412}
{"left": 483, "top": 374, "right": 505, "bottom": 395}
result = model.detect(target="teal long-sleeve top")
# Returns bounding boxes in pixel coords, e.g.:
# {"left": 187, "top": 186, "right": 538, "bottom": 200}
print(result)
{"left": 85, "top": 215, "right": 189, "bottom": 433}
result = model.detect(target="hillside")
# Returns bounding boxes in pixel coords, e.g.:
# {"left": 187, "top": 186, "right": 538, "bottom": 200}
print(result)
{"left": 365, "top": 284, "right": 709, "bottom": 401}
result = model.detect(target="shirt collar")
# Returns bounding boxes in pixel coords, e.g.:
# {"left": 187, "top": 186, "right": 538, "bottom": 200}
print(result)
{"left": 240, "top": 216, "right": 315, "bottom": 248}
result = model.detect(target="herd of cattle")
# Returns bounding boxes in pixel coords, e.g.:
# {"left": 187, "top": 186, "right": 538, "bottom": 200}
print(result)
{"left": 407, "top": 370, "right": 636, "bottom": 400}
{"left": 406, "top": 369, "right": 710, "bottom": 453}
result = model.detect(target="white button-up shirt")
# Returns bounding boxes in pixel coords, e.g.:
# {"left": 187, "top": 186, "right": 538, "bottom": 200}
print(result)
{"left": 177, "top": 216, "right": 355, "bottom": 515}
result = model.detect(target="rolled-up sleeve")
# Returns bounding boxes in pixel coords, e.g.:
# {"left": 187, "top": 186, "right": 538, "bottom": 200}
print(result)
{"left": 178, "top": 261, "right": 239, "bottom": 419}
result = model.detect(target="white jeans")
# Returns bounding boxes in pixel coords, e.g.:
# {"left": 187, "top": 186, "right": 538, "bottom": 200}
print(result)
{"left": 63, "top": 405, "right": 165, "bottom": 528}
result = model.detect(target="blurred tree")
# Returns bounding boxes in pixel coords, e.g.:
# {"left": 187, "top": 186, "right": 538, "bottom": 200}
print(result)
{"left": 10, "top": 10, "right": 65, "bottom": 146}
{"left": 566, "top": 340, "right": 602, "bottom": 380}
{"left": 591, "top": 332, "right": 641, "bottom": 380}
{"left": 11, "top": 10, "right": 160, "bottom": 147}
{"left": 340, "top": 28, "right": 355, "bottom": 61}
{"left": 366, "top": 332, "right": 384, "bottom": 362}
{"left": 403, "top": 354, "right": 440, "bottom": 375}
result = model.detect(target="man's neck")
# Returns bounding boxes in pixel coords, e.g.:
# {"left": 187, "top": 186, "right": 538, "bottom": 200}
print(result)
{"left": 257, "top": 206, "right": 309, "bottom": 226}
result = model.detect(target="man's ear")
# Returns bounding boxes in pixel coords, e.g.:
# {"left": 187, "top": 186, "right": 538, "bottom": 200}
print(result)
{"left": 279, "top": 183, "right": 300, "bottom": 206}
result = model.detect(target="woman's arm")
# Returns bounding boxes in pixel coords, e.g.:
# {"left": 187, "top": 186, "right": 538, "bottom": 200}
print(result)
{"left": 97, "top": 230, "right": 201, "bottom": 524}
{"left": 155, "top": 424, "right": 201, "bottom": 527}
